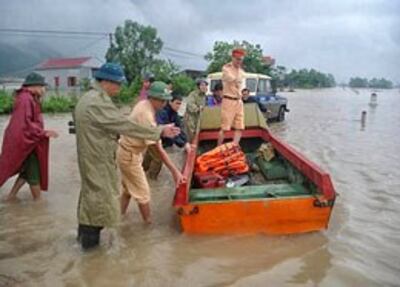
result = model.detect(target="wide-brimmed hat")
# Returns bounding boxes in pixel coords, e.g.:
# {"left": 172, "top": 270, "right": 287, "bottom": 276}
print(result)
{"left": 23, "top": 72, "right": 47, "bottom": 87}
{"left": 94, "top": 63, "right": 126, "bottom": 84}
{"left": 148, "top": 81, "right": 172, "bottom": 101}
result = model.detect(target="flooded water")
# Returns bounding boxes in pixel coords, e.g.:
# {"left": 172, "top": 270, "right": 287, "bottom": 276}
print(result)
{"left": 1, "top": 88, "right": 399, "bottom": 287}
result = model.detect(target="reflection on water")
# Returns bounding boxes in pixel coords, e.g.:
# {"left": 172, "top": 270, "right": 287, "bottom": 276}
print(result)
{"left": 1, "top": 88, "right": 399, "bottom": 286}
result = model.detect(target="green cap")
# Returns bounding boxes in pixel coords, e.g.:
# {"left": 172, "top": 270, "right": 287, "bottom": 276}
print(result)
{"left": 23, "top": 72, "right": 47, "bottom": 87}
{"left": 148, "top": 81, "right": 172, "bottom": 100}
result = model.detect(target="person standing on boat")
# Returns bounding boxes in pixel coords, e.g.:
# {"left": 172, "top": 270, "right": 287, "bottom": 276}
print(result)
{"left": 117, "top": 81, "right": 185, "bottom": 225}
{"left": 143, "top": 93, "right": 191, "bottom": 180}
{"left": 184, "top": 79, "right": 208, "bottom": 142}
{"left": 217, "top": 48, "right": 246, "bottom": 145}
{"left": 74, "top": 64, "right": 180, "bottom": 250}
{"left": 0, "top": 72, "right": 59, "bottom": 201}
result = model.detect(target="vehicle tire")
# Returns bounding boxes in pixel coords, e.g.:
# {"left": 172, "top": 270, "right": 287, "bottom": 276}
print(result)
{"left": 277, "top": 106, "right": 285, "bottom": 122}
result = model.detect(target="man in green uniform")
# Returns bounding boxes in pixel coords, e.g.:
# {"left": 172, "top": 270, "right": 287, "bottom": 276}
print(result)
{"left": 74, "top": 63, "right": 179, "bottom": 250}
{"left": 184, "top": 79, "right": 208, "bottom": 142}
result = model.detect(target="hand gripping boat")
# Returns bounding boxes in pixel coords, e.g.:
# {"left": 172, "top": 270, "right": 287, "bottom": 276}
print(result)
{"left": 174, "top": 104, "right": 336, "bottom": 235}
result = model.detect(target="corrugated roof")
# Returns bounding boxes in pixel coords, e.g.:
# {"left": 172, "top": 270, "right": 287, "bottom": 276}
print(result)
{"left": 38, "top": 57, "right": 91, "bottom": 69}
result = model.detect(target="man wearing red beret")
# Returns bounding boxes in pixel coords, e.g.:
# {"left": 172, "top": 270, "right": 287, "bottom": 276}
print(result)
{"left": 217, "top": 48, "right": 246, "bottom": 145}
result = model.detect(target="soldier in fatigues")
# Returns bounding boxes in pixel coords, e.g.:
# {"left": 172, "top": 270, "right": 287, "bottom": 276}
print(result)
{"left": 74, "top": 63, "right": 179, "bottom": 250}
{"left": 184, "top": 79, "right": 208, "bottom": 142}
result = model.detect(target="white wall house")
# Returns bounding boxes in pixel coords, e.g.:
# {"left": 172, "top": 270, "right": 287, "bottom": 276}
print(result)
{"left": 35, "top": 57, "right": 102, "bottom": 92}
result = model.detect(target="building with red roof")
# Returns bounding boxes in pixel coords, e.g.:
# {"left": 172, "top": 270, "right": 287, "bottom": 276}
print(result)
{"left": 35, "top": 57, "right": 102, "bottom": 92}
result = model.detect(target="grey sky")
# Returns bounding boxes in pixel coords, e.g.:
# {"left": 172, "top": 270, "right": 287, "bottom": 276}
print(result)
{"left": 1, "top": 0, "right": 399, "bottom": 82}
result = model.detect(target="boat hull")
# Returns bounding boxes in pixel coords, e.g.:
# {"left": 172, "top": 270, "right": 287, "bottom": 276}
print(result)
{"left": 174, "top": 104, "right": 336, "bottom": 235}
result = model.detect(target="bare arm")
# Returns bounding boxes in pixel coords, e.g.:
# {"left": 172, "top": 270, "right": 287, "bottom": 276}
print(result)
{"left": 154, "top": 142, "right": 185, "bottom": 185}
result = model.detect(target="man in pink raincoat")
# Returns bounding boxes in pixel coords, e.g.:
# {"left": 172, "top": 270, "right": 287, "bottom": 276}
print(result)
{"left": 0, "top": 72, "right": 58, "bottom": 201}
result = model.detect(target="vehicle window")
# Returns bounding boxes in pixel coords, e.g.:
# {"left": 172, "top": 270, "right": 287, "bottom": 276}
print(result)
{"left": 246, "top": 78, "right": 257, "bottom": 92}
{"left": 266, "top": 80, "right": 271, "bottom": 92}
{"left": 257, "top": 79, "right": 268, "bottom": 93}
{"left": 210, "top": 79, "right": 222, "bottom": 91}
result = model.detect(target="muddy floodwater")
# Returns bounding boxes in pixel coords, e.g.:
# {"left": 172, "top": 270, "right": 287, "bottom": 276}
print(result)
{"left": 1, "top": 88, "right": 399, "bottom": 287}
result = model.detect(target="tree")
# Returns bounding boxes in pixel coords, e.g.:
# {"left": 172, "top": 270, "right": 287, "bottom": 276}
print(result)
{"left": 285, "top": 69, "right": 336, "bottom": 88}
{"left": 349, "top": 77, "right": 369, "bottom": 88}
{"left": 172, "top": 74, "right": 195, "bottom": 96}
{"left": 205, "top": 40, "right": 269, "bottom": 74}
{"left": 149, "top": 59, "right": 179, "bottom": 82}
{"left": 149, "top": 59, "right": 195, "bottom": 95}
{"left": 368, "top": 78, "right": 393, "bottom": 89}
{"left": 106, "top": 20, "right": 163, "bottom": 83}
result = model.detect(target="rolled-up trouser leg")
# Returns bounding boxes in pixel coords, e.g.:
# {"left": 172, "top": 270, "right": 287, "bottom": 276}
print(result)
{"left": 78, "top": 224, "right": 103, "bottom": 250}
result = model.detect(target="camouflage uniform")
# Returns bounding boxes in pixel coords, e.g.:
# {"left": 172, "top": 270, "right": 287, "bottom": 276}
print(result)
{"left": 184, "top": 89, "right": 206, "bottom": 142}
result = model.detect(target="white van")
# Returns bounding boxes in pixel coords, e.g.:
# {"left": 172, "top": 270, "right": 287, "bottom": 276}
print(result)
{"left": 206, "top": 72, "right": 288, "bottom": 121}
{"left": 206, "top": 72, "right": 272, "bottom": 96}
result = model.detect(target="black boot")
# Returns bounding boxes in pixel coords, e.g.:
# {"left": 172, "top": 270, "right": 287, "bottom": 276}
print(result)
{"left": 77, "top": 224, "right": 103, "bottom": 250}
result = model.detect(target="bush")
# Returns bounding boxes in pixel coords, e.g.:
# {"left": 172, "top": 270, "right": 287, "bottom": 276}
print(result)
{"left": 0, "top": 90, "right": 14, "bottom": 114}
{"left": 172, "top": 74, "right": 196, "bottom": 96}
{"left": 0, "top": 90, "right": 78, "bottom": 114}
{"left": 113, "top": 77, "right": 141, "bottom": 106}
{"left": 41, "top": 95, "right": 77, "bottom": 113}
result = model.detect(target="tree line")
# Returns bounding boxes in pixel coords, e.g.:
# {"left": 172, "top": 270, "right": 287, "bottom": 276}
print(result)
{"left": 106, "top": 20, "right": 338, "bottom": 101}
{"left": 349, "top": 77, "right": 393, "bottom": 89}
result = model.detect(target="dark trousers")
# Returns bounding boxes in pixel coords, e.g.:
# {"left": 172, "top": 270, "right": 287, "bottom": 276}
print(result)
{"left": 142, "top": 145, "right": 162, "bottom": 179}
{"left": 77, "top": 224, "right": 103, "bottom": 250}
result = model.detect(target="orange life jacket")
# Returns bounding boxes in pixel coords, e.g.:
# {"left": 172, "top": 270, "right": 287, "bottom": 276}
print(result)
{"left": 195, "top": 143, "right": 249, "bottom": 177}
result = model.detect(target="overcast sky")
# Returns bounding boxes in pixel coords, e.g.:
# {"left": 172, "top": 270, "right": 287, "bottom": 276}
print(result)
{"left": 1, "top": 0, "right": 399, "bottom": 83}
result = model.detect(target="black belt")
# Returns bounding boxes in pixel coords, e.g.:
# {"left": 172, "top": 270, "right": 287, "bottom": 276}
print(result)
{"left": 223, "top": 96, "right": 240, "bottom": 101}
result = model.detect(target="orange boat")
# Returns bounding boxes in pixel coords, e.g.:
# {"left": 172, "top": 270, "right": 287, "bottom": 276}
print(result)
{"left": 174, "top": 104, "right": 336, "bottom": 235}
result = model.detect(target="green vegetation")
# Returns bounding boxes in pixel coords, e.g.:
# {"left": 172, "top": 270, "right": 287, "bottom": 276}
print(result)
{"left": 284, "top": 69, "right": 336, "bottom": 89}
{"left": 113, "top": 72, "right": 196, "bottom": 105}
{"left": 0, "top": 90, "right": 13, "bottom": 114}
{"left": 205, "top": 40, "right": 336, "bottom": 89}
{"left": 41, "top": 94, "right": 78, "bottom": 113}
{"left": 172, "top": 74, "right": 196, "bottom": 96}
{"left": 105, "top": 20, "right": 196, "bottom": 104}
{"left": 106, "top": 20, "right": 163, "bottom": 83}
{"left": 349, "top": 77, "right": 393, "bottom": 89}
{"left": 205, "top": 40, "right": 272, "bottom": 75}
{"left": 0, "top": 90, "right": 78, "bottom": 114}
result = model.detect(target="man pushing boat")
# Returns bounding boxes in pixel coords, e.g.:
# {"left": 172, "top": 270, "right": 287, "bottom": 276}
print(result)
{"left": 74, "top": 63, "right": 180, "bottom": 250}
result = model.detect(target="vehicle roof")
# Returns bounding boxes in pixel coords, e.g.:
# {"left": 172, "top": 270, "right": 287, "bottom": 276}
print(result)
{"left": 207, "top": 72, "right": 272, "bottom": 80}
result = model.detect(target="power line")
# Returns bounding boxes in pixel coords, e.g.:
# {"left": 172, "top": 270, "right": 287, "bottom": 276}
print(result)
{"left": 164, "top": 46, "right": 204, "bottom": 58}
{"left": 0, "top": 28, "right": 109, "bottom": 36}
{"left": 0, "top": 28, "right": 207, "bottom": 75}
{"left": 68, "top": 35, "right": 108, "bottom": 56}
{"left": 1, "top": 37, "right": 108, "bottom": 76}
{"left": 0, "top": 32, "right": 104, "bottom": 40}
{"left": 161, "top": 50, "right": 201, "bottom": 60}
{"left": 0, "top": 28, "right": 205, "bottom": 58}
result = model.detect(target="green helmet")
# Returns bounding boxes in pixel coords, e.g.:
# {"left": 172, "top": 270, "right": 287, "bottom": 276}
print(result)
{"left": 148, "top": 81, "right": 172, "bottom": 100}
{"left": 23, "top": 72, "right": 47, "bottom": 87}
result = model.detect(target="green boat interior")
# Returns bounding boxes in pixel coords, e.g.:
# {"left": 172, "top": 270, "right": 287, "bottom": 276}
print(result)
{"left": 190, "top": 137, "right": 319, "bottom": 203}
